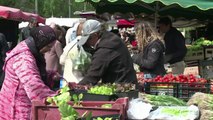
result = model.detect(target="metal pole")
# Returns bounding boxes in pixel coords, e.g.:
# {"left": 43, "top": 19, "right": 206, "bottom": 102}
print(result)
{"left": 154, "top": 2, "right": 159, "bottom": 28}
{"left": 35, "top": 0, "right": 38, "bottom": 14}
{"left": 84, "top": 2, "right": 86, "bottom": 11}
{"left": 69, "top": 0, "right": 71, "bottom": 17}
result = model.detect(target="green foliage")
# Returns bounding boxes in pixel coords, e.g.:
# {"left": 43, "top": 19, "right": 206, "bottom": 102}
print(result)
{"left": 72, "top": 93, "right": 83, "bottom": 106}
{"left": 187, "top": 37, "right": 213, "bottom": 51}
{"left": 46, "top": 85, "right": 92, "bottom": 120}
{"left": 0, "top": 0, "right": 16, "bottom": 7}
{"left": 58, "top": 101, "right": 79, "bottom": 119}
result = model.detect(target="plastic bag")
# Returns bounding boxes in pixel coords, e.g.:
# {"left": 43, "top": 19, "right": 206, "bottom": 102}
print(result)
{"left": 147, "top": 105, "right": 199, "bottom": 120}
{"left": 71, "top": 45, "right": 91, "bottom": 78}
{"left": 127, "top": 98, "right": 152, "bottom": 119}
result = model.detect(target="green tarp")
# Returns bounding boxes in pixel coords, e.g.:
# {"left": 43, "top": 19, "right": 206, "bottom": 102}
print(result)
{"left": 75, "top": 0, "right": 213, "bottom": 21}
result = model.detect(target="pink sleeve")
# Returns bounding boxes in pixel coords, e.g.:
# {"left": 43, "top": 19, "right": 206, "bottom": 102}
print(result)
{"left": 13, "top": 52, "right": 56, "bottom": 101}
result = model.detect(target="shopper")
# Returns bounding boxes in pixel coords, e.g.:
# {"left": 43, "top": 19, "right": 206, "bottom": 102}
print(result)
{"left": 132, "top": 21, "right": 166, "bottom": 78}
{"left": 21, "top": 18, "right": 38, "bottom": 41}
{"left": 45, "top": 23, "right": 65, "bottom": 74}
{"left": 77, "top": 19, "right": 137, "bottom": 85}
{"left": 0, "top": 33, "right": 9, "bottom": 88}
{"left": 0, "top": 26, "right": 57, "bottom": 120}
{"left": 60, "top": 22, "right": 85, "bottom": 84}
{"left": 158, "top": 17, "right": 187, "bottom": 74}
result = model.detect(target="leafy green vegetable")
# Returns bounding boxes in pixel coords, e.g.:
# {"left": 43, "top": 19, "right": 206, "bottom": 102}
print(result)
{"left": 140, "top": 93, "right": 186, "bottom": 106}
{"left": 94, "top": 117, "right": 113, "bottom": 120}
{"left": 88, "top": 84, "right": 116, "bottom": 95}
{"left": 58, "top": 101, "right": 79, "bottom": 118}
{"left": 72, "top": 93, "right": 83, "bottom": 106}
{"left": 161, "top": 107, "right": 189, "bottom": 116}
{"left": 46, "top": 85, "right": 93, "bottom": 120}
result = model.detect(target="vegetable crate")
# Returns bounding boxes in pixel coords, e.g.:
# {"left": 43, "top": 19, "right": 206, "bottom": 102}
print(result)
{"left": 31, "top": 98, "right": 128, "bottom": 120}
{"left": 70, "top": 89, "right": 118, "bottom": 101}
{"left": 144, "top": 82, "right": 211, "bottom": 100}
{"left": 184, "top": 49, "right": 204, "bottom": 61}
{"left": 70, "top": 89, "right": 139, "bottom": 101}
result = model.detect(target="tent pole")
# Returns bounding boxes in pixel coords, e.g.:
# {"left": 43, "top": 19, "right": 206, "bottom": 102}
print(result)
{"left": 69, "top": 0, "right": 71, "bottom": 18}
{"left": 155, "top": 2, "right": 159, "bottom": 28}
{"left": 35, "top": 0, "right": 38, "bottom": 14}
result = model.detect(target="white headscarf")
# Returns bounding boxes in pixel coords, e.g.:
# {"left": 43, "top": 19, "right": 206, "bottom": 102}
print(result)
{"left": 65, "top": 22, "right": 80, "bottom": 45}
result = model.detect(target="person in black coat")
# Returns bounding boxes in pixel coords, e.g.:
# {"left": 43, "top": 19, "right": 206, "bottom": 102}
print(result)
{"left": 158, "top": 17, "right": 187, "bottom": 75}
{"left": 0, "top": 33, "right": 9, "bottom": 88}
{"left": 77, "top": 19, "right": 137, "bottom": 85}
{"left": 132, "top": 21, "right": 166, "bottom": 78}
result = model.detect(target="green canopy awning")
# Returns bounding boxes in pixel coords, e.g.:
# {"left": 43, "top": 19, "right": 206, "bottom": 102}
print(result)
{"left": 75, "top": 0, "right": 213, "bottom": 21}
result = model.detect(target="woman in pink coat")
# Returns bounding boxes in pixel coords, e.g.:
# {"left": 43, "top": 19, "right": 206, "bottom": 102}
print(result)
{"left": 0, "top": 26, "right": 57, "bottom": 120}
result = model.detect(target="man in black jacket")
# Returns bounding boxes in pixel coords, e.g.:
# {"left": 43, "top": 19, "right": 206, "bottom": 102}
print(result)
{"left": 0, "top": 33, "right": 9, "bottom": 88}
{"left": 21, "top": 18, "right": 38, "bottom": 41}
{"left": 158, "top": 17, "right": 187, "bottom": 75}
{"left": 77, "top": 19, "right": 137, "bottom": 85}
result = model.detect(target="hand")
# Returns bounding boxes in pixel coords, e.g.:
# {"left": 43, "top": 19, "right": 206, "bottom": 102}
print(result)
{"left": 52, "top": 72, "right": 62, "bottom": 81}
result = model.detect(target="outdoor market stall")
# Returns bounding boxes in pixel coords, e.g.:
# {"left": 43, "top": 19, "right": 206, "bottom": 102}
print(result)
{"left": 28, "top": 1, "right": 213, "bottom": 120}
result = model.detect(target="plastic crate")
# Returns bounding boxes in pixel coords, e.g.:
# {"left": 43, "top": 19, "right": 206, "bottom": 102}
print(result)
{"left": 31, "top": 98, "right": 128, "bottom": 120}
{"left": 144, "top": 82, "right": 211, "bottom": 100}
{"left": 184, "top": 49, "right": 204, "bottom": 61}
{"left": 205, "top": 48, "right": 213, "bottom": 58}
{"left": 116, "top": 90, "right": 139, "bottom": 100}
{"left": 69, "top": 89, "right": 118, "bottom": 101}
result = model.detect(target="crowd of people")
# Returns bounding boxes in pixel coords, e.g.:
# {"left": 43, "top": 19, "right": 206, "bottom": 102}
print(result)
{"left": 0, "top": 17, "right": 187, "bottom": 119}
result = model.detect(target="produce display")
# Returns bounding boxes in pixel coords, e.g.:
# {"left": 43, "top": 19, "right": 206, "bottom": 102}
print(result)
{"left": 46, "top": 86, "right": 92, "bottom": 120}
{"left": 88, "top": 84, "right": 115, "bottom": 95}
{"left": 144, "top": 74, "right": 208, "bottom": 84}
{"left": 187, "top": 92, "right": 213, "bottom": 120}
{"left": 147, "top": 105, "right": 199, "bottom": 120}
{"left": 88, "top": 83, "right": 136, "bottom": 95}
{"left": 187, "top": 37, "right": 213, "bottom": 51}
{"left": 139, "top": 93, "right": 186, "bottom": 106}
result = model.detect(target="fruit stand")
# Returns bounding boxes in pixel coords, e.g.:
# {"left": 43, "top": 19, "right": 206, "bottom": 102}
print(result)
{"left": 48, "top": 0, "right": 213, "bottom": 119}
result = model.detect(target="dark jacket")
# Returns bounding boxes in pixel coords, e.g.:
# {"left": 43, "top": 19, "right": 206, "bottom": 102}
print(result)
{"left": 21, "top": 26, "right": 31, "bottom": 41}
{"left": 164, "top": 27, "right": 187, "bottom": 64}
{"left": 132, "top": 39, "right": 166, "bottom": 76}
{"left": 0, "top": 33, "right": 9, "bottom": 87}
{"left": 79, "top": 31, "right": 137, "bottom": 85}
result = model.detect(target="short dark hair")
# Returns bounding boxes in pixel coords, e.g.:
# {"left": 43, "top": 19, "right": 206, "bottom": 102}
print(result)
{"left": 30, "top": 17, "right": 37, "bottom": 23}
{"left": 158, "top": 17, "right": 172, "bottom": 26}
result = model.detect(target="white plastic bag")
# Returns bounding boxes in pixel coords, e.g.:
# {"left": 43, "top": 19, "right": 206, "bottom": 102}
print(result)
{"left": 71, "top": 45, "right": 91, "bottom": 77}
{"left": 127, "top": 98, "right": 152, "bottom": 119}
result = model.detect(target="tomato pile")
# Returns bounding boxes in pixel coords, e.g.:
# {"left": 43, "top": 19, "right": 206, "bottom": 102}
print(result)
{"left": 150, "top": 74, "right": 207, "bottom": 83}
{"left": 137, "top": 73, "right": 208, "bottom": 84}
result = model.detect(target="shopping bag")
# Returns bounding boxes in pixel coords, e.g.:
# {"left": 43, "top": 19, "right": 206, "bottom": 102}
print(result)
{"left": 71, "top": 45, "right": 91, "bottom": 77}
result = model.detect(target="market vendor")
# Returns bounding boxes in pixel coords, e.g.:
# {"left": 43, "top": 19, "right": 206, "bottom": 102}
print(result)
{"left": 132, "top": 21, "right": 166, "bottom": 78}
{"left": 158, "top": 17, "right": 187, "bottom": 74}
{"left": 77, "top": 19, "right": 137, "bottom": 85}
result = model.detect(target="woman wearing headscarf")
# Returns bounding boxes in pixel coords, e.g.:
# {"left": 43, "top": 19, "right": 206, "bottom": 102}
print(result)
{"left": 0, "top": 26, "right": 57, "bottom": 120}
{"left": 132, "top": 21, "right": 166, "bottom": 79}
{"left": 60, "top": 22, "right": 85, "bottom": 85}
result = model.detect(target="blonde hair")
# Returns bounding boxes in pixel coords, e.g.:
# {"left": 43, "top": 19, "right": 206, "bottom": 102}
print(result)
{"left": 135, "top": 21, "right": 161, "bottom": 51}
